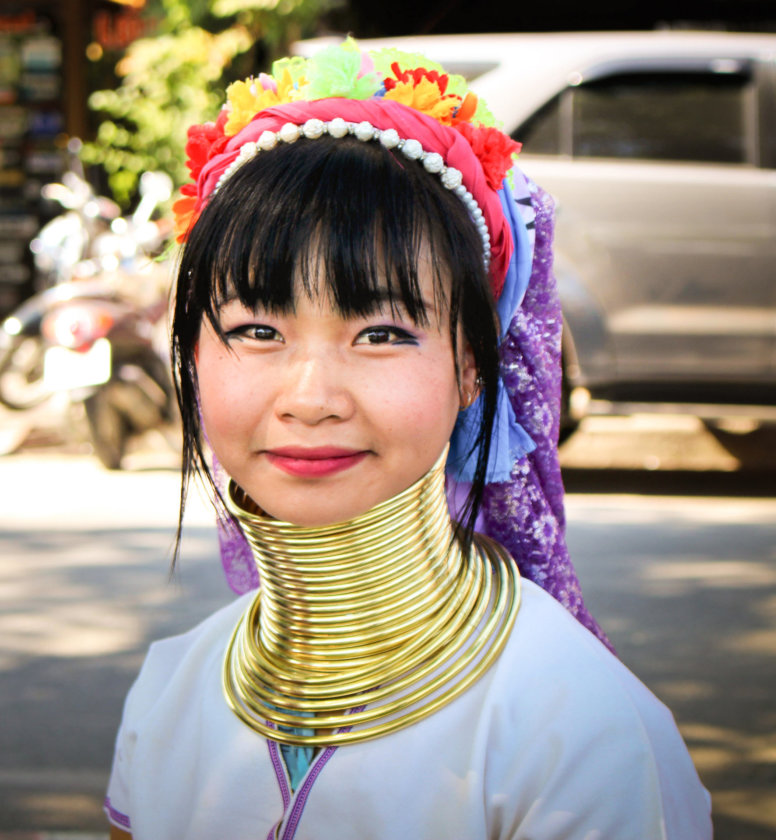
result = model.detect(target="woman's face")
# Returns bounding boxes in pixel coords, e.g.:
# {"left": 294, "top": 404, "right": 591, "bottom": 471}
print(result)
{"left": 196, "top": 265, "right": 477, "bottom": 527}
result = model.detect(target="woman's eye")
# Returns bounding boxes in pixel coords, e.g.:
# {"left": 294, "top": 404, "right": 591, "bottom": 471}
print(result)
{"left": 355, "top": 326, "right": 417, "bottom": 346}
{"left": 227, "top": 325, "right": 282, "bottom": 342}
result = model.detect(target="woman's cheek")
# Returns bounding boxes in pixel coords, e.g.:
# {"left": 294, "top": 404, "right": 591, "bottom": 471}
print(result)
{"left": 199, "top": 360, "right": 253, "bottom": 440}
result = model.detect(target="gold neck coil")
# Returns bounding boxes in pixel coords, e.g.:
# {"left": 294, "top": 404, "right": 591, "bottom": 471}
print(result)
{"left": 223, "top": 449, "right": 521, "bottom": 746}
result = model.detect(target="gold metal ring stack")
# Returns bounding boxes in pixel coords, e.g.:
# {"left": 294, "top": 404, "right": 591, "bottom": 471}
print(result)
{"left": 223, "top": 449, "right": 521, "bottom": 746}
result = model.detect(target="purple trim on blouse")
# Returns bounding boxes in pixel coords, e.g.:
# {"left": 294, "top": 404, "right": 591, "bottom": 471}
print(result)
{"left": 278, "top": 707, "right": 365, "bottom": 840}
{"left": 103, "top": 795, "right": 131, "bottom": 829}
{"left": 266, "top": 723, "right": 293, "bottom": 840}
{"left": 267, "top": 736, "right": 293, "bottom": 808}
{"left": 280, "top": 745, "right": 338, "bottom": 840}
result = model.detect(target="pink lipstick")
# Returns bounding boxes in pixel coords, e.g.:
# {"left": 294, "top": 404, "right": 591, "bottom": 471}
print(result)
{"left": 264, "top": 447, "right": 369, "bottom": 478}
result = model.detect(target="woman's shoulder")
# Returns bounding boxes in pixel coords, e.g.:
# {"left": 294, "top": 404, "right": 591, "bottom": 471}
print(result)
{"left": 488, "top": 576, "right": 694, "bottom": 762}
{"left": 486, "top": 577, "right": 711, "bottom": 835}
{"left": 497, "top": 581, "right": 708, "bottom": 784}
{"left": 147, "top": 589, "right": 254, "bottom": 660}
{"left": 122, "top": 591, "right": 255, "bottom": 721}
{"left": 499, "top": 577, "right": 660, "bottom": 712}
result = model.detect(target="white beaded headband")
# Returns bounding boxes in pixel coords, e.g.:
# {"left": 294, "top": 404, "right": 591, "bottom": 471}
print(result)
{"left": 214, "top": 117, "right": 492, "bottom": 272}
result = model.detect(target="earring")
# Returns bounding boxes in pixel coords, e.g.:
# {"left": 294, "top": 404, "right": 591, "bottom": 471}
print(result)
{"left": 460, "top": 375, "right": 482, "bottom": 410}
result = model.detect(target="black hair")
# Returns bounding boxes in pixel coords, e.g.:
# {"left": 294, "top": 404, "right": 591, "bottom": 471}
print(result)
{"left": 171, "top": 134, "right": 500, "bottom": 557}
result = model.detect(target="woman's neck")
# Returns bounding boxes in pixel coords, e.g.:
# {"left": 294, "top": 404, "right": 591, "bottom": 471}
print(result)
{"left": 222, "top": 448, "right": 520, "bottom": 746}
{"left": 228, "top": 450, "right": 460, "bottom": 667}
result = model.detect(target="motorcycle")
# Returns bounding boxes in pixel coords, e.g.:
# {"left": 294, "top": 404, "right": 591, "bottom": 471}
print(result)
{"left": 0, "top": 166, "right": 177, "bottom": 467}
{"left": 30, "top": 138, "right": 121, "bottom": 290}
{"left": 37, "top": 278, "right": 176, "bottom": 469}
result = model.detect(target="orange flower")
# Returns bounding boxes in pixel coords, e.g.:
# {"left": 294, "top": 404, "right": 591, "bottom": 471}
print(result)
{"left": 172, "top": 184, "right": 199, "bottom": 243}
{"left": 451, "top": 91, "right": 478, "bottom": 125}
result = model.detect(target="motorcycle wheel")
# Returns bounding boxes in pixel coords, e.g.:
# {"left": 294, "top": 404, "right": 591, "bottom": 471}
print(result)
{"left": 0, "top": 335, "right": 51, "bottom": 411}
{"left": 84, "top": 389, "right": 128, "bottom": 470}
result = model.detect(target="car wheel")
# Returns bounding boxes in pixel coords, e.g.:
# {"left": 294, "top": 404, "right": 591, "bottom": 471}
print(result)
{"left": 558, "top": 364, "right": 579, "bottom": 445}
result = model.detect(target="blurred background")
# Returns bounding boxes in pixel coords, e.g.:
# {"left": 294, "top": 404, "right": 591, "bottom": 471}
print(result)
{"left": 0, "top": 0, "right": 775, "bottom": 838}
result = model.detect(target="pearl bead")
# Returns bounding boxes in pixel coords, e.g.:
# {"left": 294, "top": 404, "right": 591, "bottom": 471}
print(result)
{"left": 328, "top": 118, "right": 349, "bottom": 138}
{"left": 278, "top": 123, "right": 300, "bottom": 143}
{"left": 379, "top": 128, "right": 400, "bottom": 149}
{"left": 401, "top": 139, "right": 423, "bottom": 160}
{"left": 302, "top": 119, "right": 325, "bottom": 139}
{"left": 422, "top": 152, "right": 444, "bottom": 174}
{"left": 443, "top": 169, "right": 464, "bottom": 190}
{"left": 355, "top": 121, "right": 375, "bottom": 141}
{"left": 257, "top": 131, "right": 277, "bottom": 151}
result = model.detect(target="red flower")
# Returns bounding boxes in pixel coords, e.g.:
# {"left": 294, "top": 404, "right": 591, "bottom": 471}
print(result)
{"left": 454, "top": 123, "right": 522, "bottom": 190}
{"left": 184, "top": 110, "right": 229, "bottom": 180}
{"left": 384, "top": 63, "right": 450, "bottom": 96}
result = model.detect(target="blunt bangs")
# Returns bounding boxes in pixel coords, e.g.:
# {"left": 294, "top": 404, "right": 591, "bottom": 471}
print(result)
{"left": 177, "top": 135, "right": 488, "bottom": 336}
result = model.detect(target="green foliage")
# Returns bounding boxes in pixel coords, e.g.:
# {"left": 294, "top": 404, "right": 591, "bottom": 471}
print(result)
{"left": 82, "top": 0, "right": 341, "bottom": 207}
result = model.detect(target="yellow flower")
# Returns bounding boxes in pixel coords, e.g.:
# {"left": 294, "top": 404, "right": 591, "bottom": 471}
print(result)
{"left": 224, "top": 70, "right": 305, "bottom": 136}
{"left": 383, "top": 77, "right": 459, "bottom": 124}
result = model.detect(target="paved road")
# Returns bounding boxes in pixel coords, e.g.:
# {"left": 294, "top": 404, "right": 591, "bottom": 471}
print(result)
{"left": 0, "top": 436, "right": 774, "bottom": 837}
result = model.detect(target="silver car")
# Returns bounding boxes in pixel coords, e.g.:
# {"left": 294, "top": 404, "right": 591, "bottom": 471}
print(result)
{"left": 298, "top": 32, "right": 776, "bottom": 432}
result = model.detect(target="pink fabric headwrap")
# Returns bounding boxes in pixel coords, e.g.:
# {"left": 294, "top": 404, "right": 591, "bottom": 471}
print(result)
{"left": 196, "top": 98, "right": 514, "bottom": 297}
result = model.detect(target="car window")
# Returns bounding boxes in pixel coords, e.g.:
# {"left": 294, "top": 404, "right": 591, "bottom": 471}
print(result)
{"left": 516, "top": 69, "right": 753, "bottom": 164}
{"left": 515, "top": 96, "right": 564, "bottom": 155}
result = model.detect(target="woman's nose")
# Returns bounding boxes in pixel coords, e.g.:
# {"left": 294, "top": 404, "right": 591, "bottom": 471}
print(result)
{"left": 275, "top": 353, "right": 353, "bottom": 425}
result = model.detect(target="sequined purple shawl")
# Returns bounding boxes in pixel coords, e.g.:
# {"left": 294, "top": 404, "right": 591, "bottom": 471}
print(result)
{"left": 479, "top": 182, "right": 611, "bottom": 649}
{"left": 213, "top": 182, "right": 612, "bottom": 652}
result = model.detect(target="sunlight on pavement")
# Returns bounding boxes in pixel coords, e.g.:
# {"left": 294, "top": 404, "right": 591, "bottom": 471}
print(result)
{"left": 0, "top": 453, "right": 213, "bottom": 529}
{"left": 641, "top": 560, "right": 776, "bottom": 586}
{"left": 680, "top": 723, "right": 776, "bottom": 832}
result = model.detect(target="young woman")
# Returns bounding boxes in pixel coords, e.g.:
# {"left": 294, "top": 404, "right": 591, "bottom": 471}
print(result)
{"left": 105, "top": 40, "right": 712, "bottom": 839}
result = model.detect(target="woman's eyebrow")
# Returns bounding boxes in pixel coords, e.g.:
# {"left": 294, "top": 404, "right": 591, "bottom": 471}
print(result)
{"left": 364, "top": 289, "right": 434, "bottom": 316}
{"left": 214, "top": 292, "right": 239, "bottom": 310}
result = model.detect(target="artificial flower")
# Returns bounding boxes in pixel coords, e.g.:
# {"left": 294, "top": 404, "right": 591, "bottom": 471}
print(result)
{"left": 172, "top": 183, "right": 199, "bottom": 243}
{"left": 173, "top": 39, "right": 520, "bottom": 244}
{"left": 451, "top": 91, "right": 478, "bottom": 125}
{"left": 383, "top": 64, "right": 461, "bottom": 124}
{"left": 225, "top": 69, "right": 301, "bottom": 136}
{"left": 454, "top": 123, "right": 522, "bottom": 189}
{"left": 184, "top": 110, "right": 229, "bottom": 180}
{"left": 303, "top": 37, "right": 379, "bottom": 100}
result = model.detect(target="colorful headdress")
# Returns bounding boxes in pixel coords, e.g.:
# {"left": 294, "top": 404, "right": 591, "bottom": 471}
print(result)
{"left": 176, "top": 39, "right": 612, "bottom": 651}
{"left": 173, "top": 38, "right": 521, "bottom": 298}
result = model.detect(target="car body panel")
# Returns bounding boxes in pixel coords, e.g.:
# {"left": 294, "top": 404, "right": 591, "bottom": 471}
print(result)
{"left": 524, "top": 156, "right": 776, "bottom": 383}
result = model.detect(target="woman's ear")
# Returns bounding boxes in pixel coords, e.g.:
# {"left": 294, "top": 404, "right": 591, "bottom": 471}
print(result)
{"left": 459, "top": 341, "right": 480, "bottom": 410}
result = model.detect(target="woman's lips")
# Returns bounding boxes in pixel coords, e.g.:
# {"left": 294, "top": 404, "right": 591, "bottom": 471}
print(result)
{"left": 264, "top": 447, "right": 369, "bottom": 478}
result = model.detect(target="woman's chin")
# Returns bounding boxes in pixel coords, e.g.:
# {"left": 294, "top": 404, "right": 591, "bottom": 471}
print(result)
{"left": 256, "top": 501, "right": 373, "bottom": 528}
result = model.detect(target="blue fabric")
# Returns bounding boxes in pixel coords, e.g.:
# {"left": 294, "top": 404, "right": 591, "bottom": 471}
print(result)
{"left": 268, "top": 701, "right": 316, "bottom": 790}
{"left": 447, "top": 179, "right": 536, "bottom": 483}
{"left": 496, "top": 180, "right": 533, "bottom": 341}
{"left": 279, "top": 737, "right": 316, "bottom": 790}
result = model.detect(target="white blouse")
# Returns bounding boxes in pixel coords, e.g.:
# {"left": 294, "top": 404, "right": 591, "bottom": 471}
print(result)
{"left": 105, "top": 578, "right": 712, "bottom": 840}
